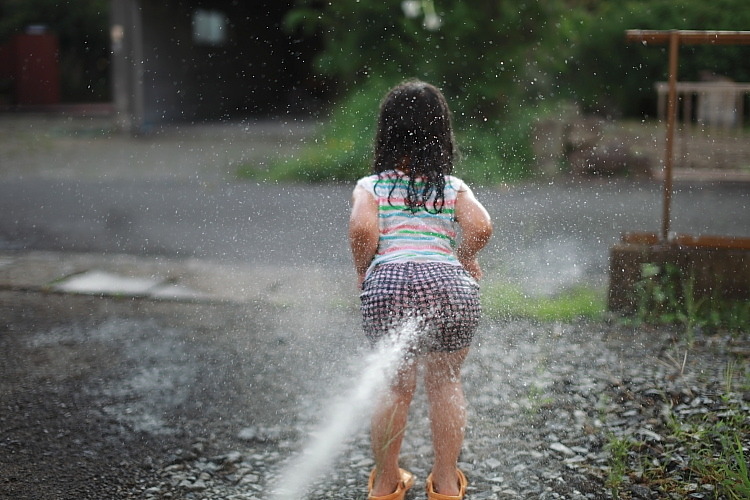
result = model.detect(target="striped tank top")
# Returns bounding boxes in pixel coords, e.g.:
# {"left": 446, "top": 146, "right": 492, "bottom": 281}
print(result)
{"left": 356, "top": 170, "right": 469, "bottom": 276}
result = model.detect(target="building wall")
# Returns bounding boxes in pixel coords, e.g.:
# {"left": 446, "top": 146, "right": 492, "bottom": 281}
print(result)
{"left": 0, "top": 32, "right": 61, "bottom": 106}
{"left": 111, "top": 0, "right": 323, "bottom": 132}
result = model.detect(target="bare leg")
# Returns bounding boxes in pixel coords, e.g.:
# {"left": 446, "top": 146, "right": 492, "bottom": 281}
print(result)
{"left": 424, "top": 347, "right": 469, "bottom": 496}
{"left": 370, "top": 358, "right": 418, "bottom": 496}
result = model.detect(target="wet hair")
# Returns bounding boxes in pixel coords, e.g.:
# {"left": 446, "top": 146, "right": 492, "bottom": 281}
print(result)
{"left": 373, "top": 80, "right": 456, "bottom": 214}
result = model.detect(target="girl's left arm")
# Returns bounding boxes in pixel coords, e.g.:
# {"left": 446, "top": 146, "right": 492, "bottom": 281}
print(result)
{"left": 349, "top": 185, "right": 379, "bottom": 288}
{"left": 455, "top": 185, "right": 493, "bottom": 281}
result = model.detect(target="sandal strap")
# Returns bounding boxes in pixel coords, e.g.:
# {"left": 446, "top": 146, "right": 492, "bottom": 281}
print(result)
{"left": 425, "top": 469, "right": 468, "bottom": 500}
{"left": 368, "top": 468, "right": 415, "bottom": 500}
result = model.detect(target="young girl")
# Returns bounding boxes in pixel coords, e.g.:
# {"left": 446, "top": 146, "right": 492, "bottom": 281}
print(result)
{"left": 349, "top": 80, "right": 492, "bottom": 500}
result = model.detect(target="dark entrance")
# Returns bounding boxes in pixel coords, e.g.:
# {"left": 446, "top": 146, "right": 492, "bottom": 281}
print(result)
{"left": 111, "top": 0, "right": 326, "bottom": 131}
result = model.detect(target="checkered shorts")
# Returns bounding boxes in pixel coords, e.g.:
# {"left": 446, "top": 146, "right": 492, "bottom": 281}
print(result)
{"left": 360, "top": 262, "right": 481, "bottom": 352}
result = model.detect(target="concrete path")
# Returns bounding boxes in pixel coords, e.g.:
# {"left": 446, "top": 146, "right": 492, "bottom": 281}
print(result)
{"left": 0, "top": 112, "right": 748, "bottom": 301}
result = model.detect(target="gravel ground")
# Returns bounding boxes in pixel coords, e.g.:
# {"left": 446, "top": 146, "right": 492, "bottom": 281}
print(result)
{"left": 2, "top": 273, "right": 747, "bottom": 500}
{"left": 143, "top": 322, "right": 748, "bottom": 500}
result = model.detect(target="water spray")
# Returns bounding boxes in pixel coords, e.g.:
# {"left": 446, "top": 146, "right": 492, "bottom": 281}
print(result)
{"left": 269, "top": 318, "right": 422, "bottom": 500}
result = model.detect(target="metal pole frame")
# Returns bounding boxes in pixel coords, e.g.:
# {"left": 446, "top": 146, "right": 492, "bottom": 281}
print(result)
{"left": 625, "top": 29, "right": 750, "bottom": 243}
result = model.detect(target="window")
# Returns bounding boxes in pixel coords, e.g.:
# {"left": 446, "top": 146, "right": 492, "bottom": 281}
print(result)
{"left": 192, "top": 9, "right": 228, "bottom": 46}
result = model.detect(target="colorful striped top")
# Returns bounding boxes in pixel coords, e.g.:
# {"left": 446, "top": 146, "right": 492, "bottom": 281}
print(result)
{"left": 356, "top": 170, "right": 470, "bottom": 276}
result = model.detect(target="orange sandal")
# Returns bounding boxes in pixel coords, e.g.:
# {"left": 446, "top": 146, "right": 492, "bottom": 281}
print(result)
{"left": 367, "top": 468, "right": 415, "bottom": 500}
{"left": 425, "top": 469, "right": 468, "bottom": 500}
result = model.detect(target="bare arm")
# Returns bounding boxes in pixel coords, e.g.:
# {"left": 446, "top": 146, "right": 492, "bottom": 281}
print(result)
{"left": 349, "top": 185, "right": 379, "bottom": 288}
{"left": 454, "top": 186, "right": 492, "bottom": 280}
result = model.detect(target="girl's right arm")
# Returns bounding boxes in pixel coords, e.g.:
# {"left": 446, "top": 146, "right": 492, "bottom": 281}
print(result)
{"left": 455, "top": 186, "right": 492, "bottom": 281}
{"left": 349, "top": 185, "right": 380, "bottom": 288}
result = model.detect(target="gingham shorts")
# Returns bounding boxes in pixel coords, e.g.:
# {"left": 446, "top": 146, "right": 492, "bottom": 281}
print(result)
{"left": 360, "top": 262, "right": 481, "bottom": 352}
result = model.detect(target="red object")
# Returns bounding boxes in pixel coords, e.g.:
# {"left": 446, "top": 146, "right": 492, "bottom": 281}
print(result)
{"left": 0, "top": 32, "right": 61, "bottom": 105}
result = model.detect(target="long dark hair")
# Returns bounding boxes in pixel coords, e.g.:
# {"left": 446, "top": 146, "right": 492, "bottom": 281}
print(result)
{"left": 373, "top": 80, "right": 456, "bottom": 214}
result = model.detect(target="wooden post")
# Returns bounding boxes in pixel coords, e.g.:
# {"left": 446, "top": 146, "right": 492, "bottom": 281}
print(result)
{"left": 662, "top": 31, "right": 679, "bottom": 241}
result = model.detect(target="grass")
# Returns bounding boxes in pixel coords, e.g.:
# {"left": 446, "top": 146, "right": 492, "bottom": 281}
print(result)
{"left": 644, "top": 401, "right": 749, "bottom": 498}
{"left": 603, "top": 359, "right": 750, "bottom": 499}
{"left": 605, "top": 435, "right": 636, "bottom": 498}
{"left": 522, "top": 382, "right": 556, "bottom": 417}
{"left": 629, "top": 262, "right": 750, "bottom": 340}
{"left": 481, "top": 281, "right": 606, "bottom": 322}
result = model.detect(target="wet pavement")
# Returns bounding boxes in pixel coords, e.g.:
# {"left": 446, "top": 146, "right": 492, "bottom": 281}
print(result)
{"left": 0, "top": 113, "right": 748, "bottom": 500}
{"left": 2, "top": 114, "right": 748, "bottom": 300}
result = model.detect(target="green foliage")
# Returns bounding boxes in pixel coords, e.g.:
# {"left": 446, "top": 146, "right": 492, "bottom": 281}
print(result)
{"left": 603, "top": 360, "right": 750, "bottom": 498}
{"left": 239, "top": 77, "right": 389, "bottom": 182}
{"left": 558, "top": 0, "right": 750, "bottom": 116}
{"left": 606, "top": 397, "right": 750, "bottom": 498}
{"left": 286, "top": 0, "right": 750, "bottom": 121}
{"left": 272, "top": 0, "right": 750, "bottom": 182}
{"left": 456, "top": 105, "right": 537, "bottom": 183}
{"left": 284, "top": 0, "right": 570, "bottom": 119}
{"left": 237, "top": 77, "right": 538, "bottom": 184}
{"left": 267, "top": 0, "right": 577, "bottom": 183}
{"left": 605, "top": 434, "right": 635, "bottom": 497}
{"left": 630, "top": 262, "right": 750, "bottom": 337}
{"left": 482, "top": 282, "right": 606, "bottom": 322}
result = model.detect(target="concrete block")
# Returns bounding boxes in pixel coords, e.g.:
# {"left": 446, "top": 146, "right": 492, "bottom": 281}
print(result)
{"left": 608, "top": 237, "right": 750, "bottom": 312}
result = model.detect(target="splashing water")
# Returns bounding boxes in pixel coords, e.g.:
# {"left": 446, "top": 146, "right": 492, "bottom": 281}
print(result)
{"left": 270, "top": 318, "right": 421, "bottom": 500}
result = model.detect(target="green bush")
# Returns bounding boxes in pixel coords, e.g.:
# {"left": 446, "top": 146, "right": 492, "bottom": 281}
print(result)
{"left": 238, "top": 78, "right": 386, "bottom": 182}
{"left": 630, "top": 262, "right": 750, "bottom": 337}
{"left": 558, "top": 0, "right": 750, "bottom": 116}
{"left": 283, "top": 1, "right": 568, "bottom": 119}
{"left": 238, "top": 77, "right": 539, "bottom": 184}
{"left": 284, "top": 0, "right": 750, "bottom": 121}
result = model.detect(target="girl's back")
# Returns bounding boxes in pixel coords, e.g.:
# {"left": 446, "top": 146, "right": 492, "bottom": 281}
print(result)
{"left": 356, "top": 170, "right": 469, "bottom": 274}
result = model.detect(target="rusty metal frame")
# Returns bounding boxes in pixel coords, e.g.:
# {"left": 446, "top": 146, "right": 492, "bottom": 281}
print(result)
{"left": 625, "top": 29, "right": 750, "bottom": 242}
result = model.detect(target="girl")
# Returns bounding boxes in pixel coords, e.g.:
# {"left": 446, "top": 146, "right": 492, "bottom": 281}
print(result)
{"left": 349, "top": 80, "right": 492, "bottom": 500}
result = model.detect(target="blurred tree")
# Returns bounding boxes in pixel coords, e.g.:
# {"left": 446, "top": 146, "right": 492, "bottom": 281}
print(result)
{"left": 557, "top": 0, "right": 750, "bottom": 117}
{"left": 286, "top": 0, "right": 750, "bottom": 119}
{"left": 285, "top": 0, "right": 570, "bottom": 123}
{"left": 0, "top": 0, "right": 110, "bottom": 102}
